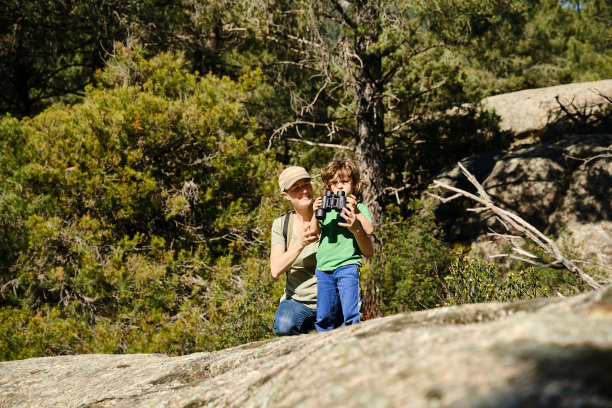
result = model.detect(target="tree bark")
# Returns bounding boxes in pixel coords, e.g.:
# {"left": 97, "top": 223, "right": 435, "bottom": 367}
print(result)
{"left": 353, "top": 5, "right": 385, "bottom": 228}
{"left": 353, "top": 2, "right": 385, "bottom": 319}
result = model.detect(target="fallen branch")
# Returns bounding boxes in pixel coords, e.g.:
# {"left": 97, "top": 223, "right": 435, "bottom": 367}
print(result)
{"left": 429, "top": 162, "right": 602, "bottom": 290}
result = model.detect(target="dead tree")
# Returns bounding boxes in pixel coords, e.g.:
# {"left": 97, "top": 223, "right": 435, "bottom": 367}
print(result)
{"left": 429, "top": 162, "right": 603, "bottom": 290}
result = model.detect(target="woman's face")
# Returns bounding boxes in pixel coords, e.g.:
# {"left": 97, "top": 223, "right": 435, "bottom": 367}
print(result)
{"left": 283, "top": 178, "right": 313, "bottom": 207}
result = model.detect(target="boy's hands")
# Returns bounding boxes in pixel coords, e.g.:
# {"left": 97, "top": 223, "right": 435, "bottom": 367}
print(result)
{"left": 312, "top": 196, "right": 322, "bottom": 212}
{"left": 338, "top": 195, "right": 361, "bottom": 234}
{"left": 346, "top": 194, "right": 359, "bottom": 213}
{"left": 316, "top": 193, "right": 368, "bottom": 236}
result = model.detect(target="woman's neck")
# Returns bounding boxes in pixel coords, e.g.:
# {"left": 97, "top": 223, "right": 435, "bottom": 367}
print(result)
{"left": 293, "top": 205, "right": 313, "bottom": 223}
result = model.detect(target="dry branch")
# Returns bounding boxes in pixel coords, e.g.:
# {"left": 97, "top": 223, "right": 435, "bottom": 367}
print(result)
{"left": 429, "top": 162, "right": 602, "bottom": 290}
{"left": 267, "top": 120, "right": 354, "bottom": 150}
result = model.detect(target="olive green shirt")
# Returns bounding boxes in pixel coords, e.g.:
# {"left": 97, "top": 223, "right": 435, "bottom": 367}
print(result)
{"left": 271, "top": 216, "right": 318, "bottom": 309}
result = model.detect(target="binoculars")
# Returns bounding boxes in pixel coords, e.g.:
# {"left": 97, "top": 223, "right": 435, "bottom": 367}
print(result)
{"left": 315, "top": 190, "right": 347, "bottom": 220}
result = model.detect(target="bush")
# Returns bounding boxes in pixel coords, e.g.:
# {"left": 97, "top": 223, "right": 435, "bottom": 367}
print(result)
{"left": 441, "top": 254, "right": 548, "bottom": 306}
{"left": 371, "top": 200, "right": 453, "bottom": 314}
{"left": 0, "top": 42, "right": 282, "bottom": 361}
{"left": 369, "top": 199, "right": 569, "bottom": 316}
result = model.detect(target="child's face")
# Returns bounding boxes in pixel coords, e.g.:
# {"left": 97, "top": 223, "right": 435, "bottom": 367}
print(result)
{"left": 329, "top": 174, "right": 353, "bottom": 196}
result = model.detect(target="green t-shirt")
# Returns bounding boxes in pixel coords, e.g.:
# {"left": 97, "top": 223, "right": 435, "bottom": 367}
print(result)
{"left": 316, "top": 202, "right": 372, "bottom": 271}
{"left": 271, "top": 215, "right": 318, "bottom": 309}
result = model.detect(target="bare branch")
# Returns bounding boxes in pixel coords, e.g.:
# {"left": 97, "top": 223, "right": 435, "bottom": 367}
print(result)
{"left": 301, "top": 77, "right": 331, "bottom": 116}
{"left": 285, "top": 138, "right": 354, "bottom": 151}
{"left": 267, "top": 120, "right": 354, "bottom": 150}
{"left": 274, "top": 60, "right": 320, "bottom": 72}
{"left": 429, "top": 162, "right": 603, "bottom": 290}
{"left": 385, "top": 116, "right": 418, "bottom": 134}
{"left": 383, "top": 183, "right": 412, "bottom": 204}
{"left": 566, "top": 145, "right": 612, "bottom": 165}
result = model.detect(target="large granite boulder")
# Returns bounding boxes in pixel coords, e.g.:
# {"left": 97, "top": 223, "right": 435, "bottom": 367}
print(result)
{"left": 435, "top": 80, "right": 611, "bottom": 269}
{"left": 433, "top": 134, "right": 612, "bottom": 268}
{"left": 482, "top": 79, "right": 612, "bottom": 136}
{"left": 1, "top": 285, "right": 611, "bottom": 408}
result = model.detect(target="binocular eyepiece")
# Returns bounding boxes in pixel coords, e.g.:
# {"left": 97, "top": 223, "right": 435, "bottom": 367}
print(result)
{"left": 315, "top": 190, "right": 347, "bottom": 220}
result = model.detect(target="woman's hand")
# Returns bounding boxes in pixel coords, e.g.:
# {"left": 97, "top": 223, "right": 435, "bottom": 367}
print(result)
{"left": 297, "top": 222, "right": 319, "bottom": 248}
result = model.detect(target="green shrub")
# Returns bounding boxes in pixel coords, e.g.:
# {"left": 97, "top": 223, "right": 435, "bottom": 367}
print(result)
{"left": 0, "top": 42, "right": 282, "bottom": 361}
{"left": 372, "top": 200, "right": 453, "bottom": 314}
{"left": 441, "top": 254, "right": 549, "bottom": 306}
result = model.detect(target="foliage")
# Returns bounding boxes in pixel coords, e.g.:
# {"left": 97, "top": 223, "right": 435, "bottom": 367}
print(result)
{"left": 369, "top": 199, "right": 592, "bottom": 316}
{"left": 0, "top": 0, "right": 249, "bottom": 117}
{"left": 0, "top": 43, "right": 284, "bottom": 361}
{"left": 1, "top": 2, "right": 609, "bottom": 362}
{"left": 440, "top": 235, "right": 601, "bottom": 306}
{"left": 463, "top": 0, "right": 612, "bottom": 95}
{"left": 441, "top": 256, "right": 546, "bottom": 306}
{"left": 538, "top": 98, "right": 612, "bottom": 143}
{"left": 371, "top": 201, "right": 453, "bottom": 314}
{"left": 235, "top": 0, "right": 526, "bottom": 225}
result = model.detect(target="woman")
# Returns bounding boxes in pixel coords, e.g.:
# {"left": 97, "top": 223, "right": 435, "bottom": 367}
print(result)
{"left": 270, "top": 166, "right": 320, "bottom": 335}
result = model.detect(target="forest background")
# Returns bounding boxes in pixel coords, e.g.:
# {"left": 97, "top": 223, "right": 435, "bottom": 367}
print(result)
{"left": 0, "top": 0, "right": 610, "bottom": 361}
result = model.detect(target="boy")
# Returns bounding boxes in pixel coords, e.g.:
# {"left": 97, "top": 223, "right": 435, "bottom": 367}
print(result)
{"left": 310, "top": 159, "right": 374, "bottom": 331}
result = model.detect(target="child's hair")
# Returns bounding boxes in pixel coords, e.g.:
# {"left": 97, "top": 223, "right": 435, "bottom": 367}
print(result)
{"left": 321, "top": 158, "right": 367, "bottom": 196}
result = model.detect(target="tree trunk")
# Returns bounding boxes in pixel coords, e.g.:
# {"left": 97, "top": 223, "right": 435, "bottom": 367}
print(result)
{"left": 353, "top": 17, "right": 385, "bottom": 227}
{"left": 353, "top": 4, "right": 385, "bottom": 319}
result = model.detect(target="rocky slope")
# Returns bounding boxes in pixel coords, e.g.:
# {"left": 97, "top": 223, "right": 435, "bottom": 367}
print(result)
{"left": 1, "top": 285, "right": 611, "bottom": 408}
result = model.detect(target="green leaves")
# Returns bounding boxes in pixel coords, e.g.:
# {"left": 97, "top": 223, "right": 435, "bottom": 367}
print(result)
{"left": 463, "top": 0, "right": 612, "bottom": 94}
{"left": 0, "top": 43, "right": 280, "bottom": 360}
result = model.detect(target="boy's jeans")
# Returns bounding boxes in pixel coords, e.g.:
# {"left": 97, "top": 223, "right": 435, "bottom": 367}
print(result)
{"left": 273, "top": 299, "right": 316, "bottom": 336}
{"left": 315, "top": 264, "right": 360, "bottom": 331}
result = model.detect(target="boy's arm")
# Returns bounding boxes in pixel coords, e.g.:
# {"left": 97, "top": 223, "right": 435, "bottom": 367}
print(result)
{"left": 347, "top": 195, "right": 374, "bottom": 237}
{"left": 350, "top": 220, "right": 374, "bottom": 258}
{"left": 356, "top": 213, "right": 374, "bottom": 237}
{"left": 310, "top": 196, "right": 322, "bottom": 234}
{"left": 339, "top": 202, "right": 374, "bottom": 258}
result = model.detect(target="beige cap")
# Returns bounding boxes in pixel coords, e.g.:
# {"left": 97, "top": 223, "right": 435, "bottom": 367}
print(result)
{"left": 278, "top": 166, "right": 311, "bottom": 192}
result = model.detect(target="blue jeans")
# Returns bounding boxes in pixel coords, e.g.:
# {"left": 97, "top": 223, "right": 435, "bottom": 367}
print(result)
{"left": 273, "top": 299, "right": 316, "bottom": 336}
{"left": 315, "top": 264, "right": 360, "bottom": 331}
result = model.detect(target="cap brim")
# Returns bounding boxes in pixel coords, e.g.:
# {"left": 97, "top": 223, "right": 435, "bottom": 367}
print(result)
{"left": 284, "top": 175, "right": 311, "bottom": 191}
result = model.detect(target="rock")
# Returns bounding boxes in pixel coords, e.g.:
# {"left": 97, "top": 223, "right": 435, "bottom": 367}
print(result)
{"left": 433, "top": 134, "right": 612, "bottom": 268}
{"left": 1, "top": 286, "right": 612, "bottom": 408}
{"left": 482, "top": 79, "right": 612, "bottom": 135}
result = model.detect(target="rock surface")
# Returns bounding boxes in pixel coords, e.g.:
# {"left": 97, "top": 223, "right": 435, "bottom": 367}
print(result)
{"left": 482, "top": 79, "right": 612, "bottom": 135}
{"left": 433, "top": 134, "right": 612, "bottom": 269}
{"left": 1, "top": 286, "right": 612, "bottom": 408}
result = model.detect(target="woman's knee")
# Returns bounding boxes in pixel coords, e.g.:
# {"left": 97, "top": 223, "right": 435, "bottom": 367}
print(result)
{"left": 274, "top": 300, "right": 315, "bottom": 335}
{"left": 273, "top": 314, "right": 296, "bottom": 336}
